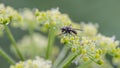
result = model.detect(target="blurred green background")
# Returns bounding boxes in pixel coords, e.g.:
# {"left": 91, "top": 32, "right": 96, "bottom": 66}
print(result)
{"left": 0, "top": 0, "right": 120, "bottom": 68}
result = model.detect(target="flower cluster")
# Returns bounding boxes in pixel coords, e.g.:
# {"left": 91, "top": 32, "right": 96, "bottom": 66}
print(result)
{"left": 0, "top": 4, "right": 21, "bottom": 25}
{"left": 11, "top": 33, "right": 47, "bottom": 58}
{"left": 0, "top": 4, "right": 22, "bottom": 37}
{"left": 35, "top": 8, "right": 120, "bottom": 66}
{"left": 80, "top": 23, "right": 98, "bottom": 36}
{"left": 35, "top": 8, "right": 72, "bottom": 32}
{"left": 10, "top": 57, "right": 52, "bottom": 68}
{"left": 60, "top": 23, "right": 120, "bottom": 65}
{"left": 10, "top": 8, "right": 73, "bottom": 32}
{"left": 11, "top": 9, "right": 38, "bottom": 30}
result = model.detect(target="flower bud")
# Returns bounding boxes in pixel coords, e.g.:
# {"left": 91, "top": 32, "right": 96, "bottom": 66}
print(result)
{"left": 71, "top": 47, "right": 77, "bottom": 52}
{"left": 35, "top": 9, "right": 40, "bottom": 16}
{"left": 97, "top": 59, "right": 104, "bottom": 65}
{"left": 3, "top": 18, "right": 10, "bottom": 25}
{"left": 83, "top": 57, "right": 89, "bottom": 62}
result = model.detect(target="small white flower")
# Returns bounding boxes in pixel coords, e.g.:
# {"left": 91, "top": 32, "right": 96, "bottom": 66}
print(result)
{"left": 10, "top": 57, "right": 52, "bottom": 68}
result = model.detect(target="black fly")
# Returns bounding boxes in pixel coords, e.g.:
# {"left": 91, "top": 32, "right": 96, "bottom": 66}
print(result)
{"left": 60, "top": 25, "right": 81, "bottom": 35}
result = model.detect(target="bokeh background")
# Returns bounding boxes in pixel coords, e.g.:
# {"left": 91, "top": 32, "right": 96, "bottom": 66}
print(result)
{"left": 0, "top": 0, "right": 120, "bottom": 68}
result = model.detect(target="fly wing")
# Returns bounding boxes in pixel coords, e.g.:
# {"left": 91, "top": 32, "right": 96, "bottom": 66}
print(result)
{"left": 71, "top": 30, "right": 77, "bottom": 35}
{"left": 73, "top": 28, "right": 83, "bottom": 31}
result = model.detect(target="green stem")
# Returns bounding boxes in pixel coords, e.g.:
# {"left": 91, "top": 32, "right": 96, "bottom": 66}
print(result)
{"left": 4, "top": 25, "right": 25, "bottom": 61}
{"left": 58, "top": 53, "right": 78, "bottom": 68}
{"left": 46, "top": 27, "right": 56, "bottom": 59}
{"left": 87, "top": 53, "right": 97, "bottom": 63}
{"left": 52, "top": 46, "right": 69, "bottom": 68}
{"left": 0, "top": 47, "right": 15, "bottom": 65}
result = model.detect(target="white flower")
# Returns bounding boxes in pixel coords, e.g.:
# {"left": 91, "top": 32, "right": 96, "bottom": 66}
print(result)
{"left": 11, "top": 33, "right": 48, "bottom": 58}
{"left": 10, "top": 57, "right": 52, "bottom": 68}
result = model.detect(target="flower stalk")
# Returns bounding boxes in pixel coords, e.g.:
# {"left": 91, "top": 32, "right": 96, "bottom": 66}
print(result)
{"left": 0, "top": 47, "right": 15, "bottom": 65}
{"left": 46, "top": 27, "right": 56, "bottom": 59}
{"left": 53, "top": 46, "right": 70, "bottom": 68}
{"left": 4, "top": 25, "right": 25, "bottom": 61}
{"left": 58, "top": 53, "right": 78, "bottom": 68}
